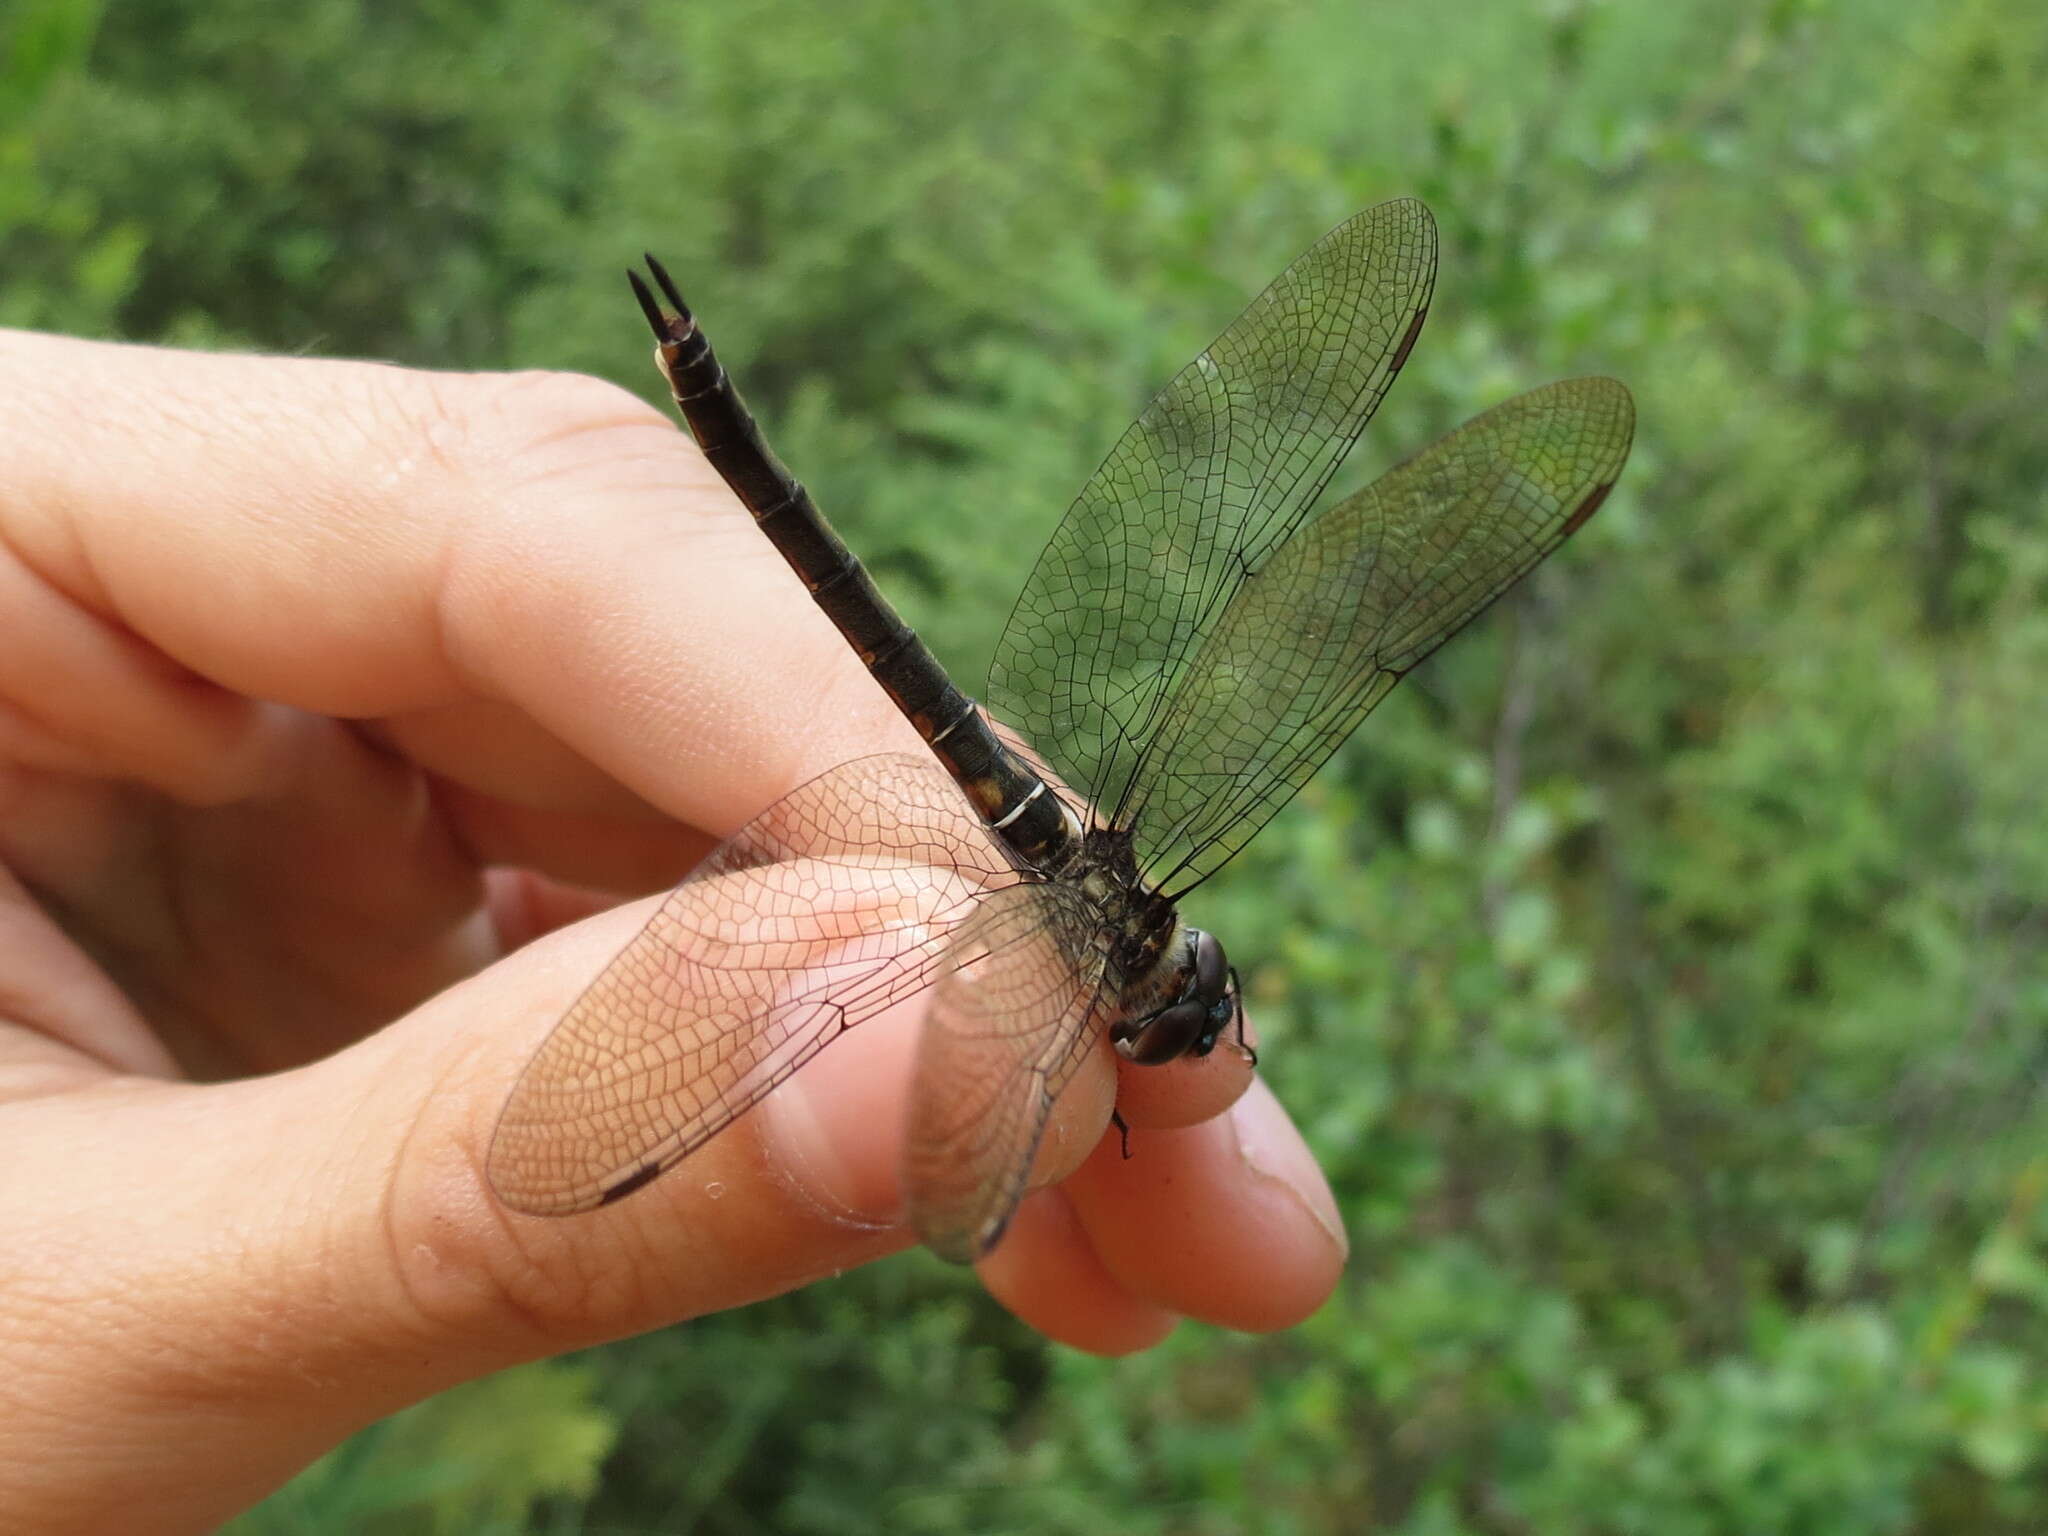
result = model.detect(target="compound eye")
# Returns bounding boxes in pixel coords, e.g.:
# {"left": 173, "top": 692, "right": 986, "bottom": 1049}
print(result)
{"left": 1191, "top": 929, "right": 1229, "bottom": 997}
{"left": 1115, "top": 1000, "right": 1207, "bottom": 1064}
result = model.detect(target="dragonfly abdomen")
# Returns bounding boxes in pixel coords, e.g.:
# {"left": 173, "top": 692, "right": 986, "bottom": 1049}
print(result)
{"left": 629, "top": 260, "right": 1081, "bottom": 875}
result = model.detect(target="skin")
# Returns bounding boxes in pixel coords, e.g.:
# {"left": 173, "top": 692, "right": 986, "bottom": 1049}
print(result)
{"left": 0, "top": 330, "right": 1348, "bottom": 1534}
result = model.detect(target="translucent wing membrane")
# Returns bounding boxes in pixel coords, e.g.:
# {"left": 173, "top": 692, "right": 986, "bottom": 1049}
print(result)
{"left": 1128, "top": 376, "right": 1636, "bottom": 895}
{"left": 903, "top": 882, "right": 1111, "bottom": 1262}
{"left": 488, "top": 755, "right": 1020, "bottom": 1214}
{"left": 495, "top": 201, "right": 1636, "bottom": 1261}
{"left": 989, "top": 198, "right": 1438, "bottom": 831}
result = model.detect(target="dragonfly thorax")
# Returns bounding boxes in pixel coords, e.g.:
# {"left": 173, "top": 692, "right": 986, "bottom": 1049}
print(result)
{"left": 1050, "top": 820, "right": 1232, "bottom": 1065}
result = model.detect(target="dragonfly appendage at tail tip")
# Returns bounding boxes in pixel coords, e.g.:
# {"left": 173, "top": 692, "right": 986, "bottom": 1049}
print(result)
{"left": 641, "top": 252, "right": 693, "bottom": 319}
{"left": 628, "top": 256, "right": 699, "bottom": 349}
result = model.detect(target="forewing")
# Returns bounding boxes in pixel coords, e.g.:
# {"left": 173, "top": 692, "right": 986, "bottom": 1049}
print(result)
{"left": 488, "top": 754, "right": 1019, "bottom": 1214}
{"left": 1127, "top": 376, "right": 1636, "bottom": 894}
{"left": 903, "top": 881, "right": 1112, "bottom": 1263}
{"left": 988, "top": 199, "right": 1437, "bottom": 829}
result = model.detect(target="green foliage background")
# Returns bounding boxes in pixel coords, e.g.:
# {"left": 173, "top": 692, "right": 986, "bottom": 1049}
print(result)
{"left": 7, "top": 0, "right": 2046, "bottom": 1528}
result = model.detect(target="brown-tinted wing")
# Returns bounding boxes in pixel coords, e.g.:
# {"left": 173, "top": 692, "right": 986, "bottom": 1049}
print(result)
{"left": 488, "top": 754, "right": 1020, "bottom": 1215}
{"left": 988, "top": 198, "right": 1438, "bottom": 834}
{"left": 903, "top": 880, "right": 1112, "bottom": 1263}
{"left": 1128, "top": 376, "right": 1636, "bottom": 896}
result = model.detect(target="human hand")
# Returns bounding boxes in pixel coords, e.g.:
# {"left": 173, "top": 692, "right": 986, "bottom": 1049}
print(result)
{"left": 0, "top": 330, "right": 1346, "bottom": 1533}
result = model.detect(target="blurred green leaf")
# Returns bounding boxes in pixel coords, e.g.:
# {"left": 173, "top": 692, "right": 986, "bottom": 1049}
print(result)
{"left": 24, "top": 0, "right": 2047, "bottom": 1530}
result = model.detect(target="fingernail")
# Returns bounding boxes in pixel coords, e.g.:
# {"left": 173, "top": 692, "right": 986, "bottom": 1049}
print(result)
{"left": 760, "top": 1014, "right": 913, "bottom": 1232}
{"left": 1228, "top": 1079, "right": 1348, "bottom": 1258}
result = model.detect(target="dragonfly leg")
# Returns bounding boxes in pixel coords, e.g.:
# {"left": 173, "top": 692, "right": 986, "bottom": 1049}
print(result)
{"left": 1111, "top": 1108, "right": 1133, "bottom": 1159}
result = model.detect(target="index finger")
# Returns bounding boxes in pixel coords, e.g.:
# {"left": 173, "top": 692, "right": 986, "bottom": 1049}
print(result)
{"left": 0, "top": 329, "right": 921, "bottom": 834}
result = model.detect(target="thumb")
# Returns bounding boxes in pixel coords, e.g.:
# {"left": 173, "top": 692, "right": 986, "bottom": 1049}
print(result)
{"left": 4, "top": 895, "right": 1047, "bottom": 1534}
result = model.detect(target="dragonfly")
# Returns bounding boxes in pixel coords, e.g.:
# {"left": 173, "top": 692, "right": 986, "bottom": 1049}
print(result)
{"left": 486, "top": 198, "right": 1634, "bottom": 1262}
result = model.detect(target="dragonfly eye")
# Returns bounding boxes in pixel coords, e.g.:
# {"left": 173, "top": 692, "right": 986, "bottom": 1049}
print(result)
{"left": 1112, "top": 926, "right": 1236, "bottom": 1064}
{"left": 1115, "top": 998, "right": 1209, "bottom": 1065}
{"left": 1190, "top": 928, "right": 1229, "bottom": 998}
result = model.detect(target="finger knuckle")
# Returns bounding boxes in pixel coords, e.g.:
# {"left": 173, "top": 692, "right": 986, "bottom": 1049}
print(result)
{"left": 381, "top": 1147, "right": 662, "bottom": 1352}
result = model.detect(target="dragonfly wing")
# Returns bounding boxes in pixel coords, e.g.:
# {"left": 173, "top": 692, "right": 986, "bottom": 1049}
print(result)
{"left": 988, "top": 199, "right": 1437, "bottom": 830}
{"left": 488, "top": 753, "right": 1019, "bottom": 1215}
{"left": 1126, "top": 376, "right": 1636, "bottom": 894}
{"left": 904, "top": 880, "right": 1112, "bottom": 1263}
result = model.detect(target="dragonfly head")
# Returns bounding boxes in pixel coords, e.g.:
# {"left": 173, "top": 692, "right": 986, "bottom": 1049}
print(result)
{"left": 1112, "top": 927, "right": 1237, "bottom": 1065}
